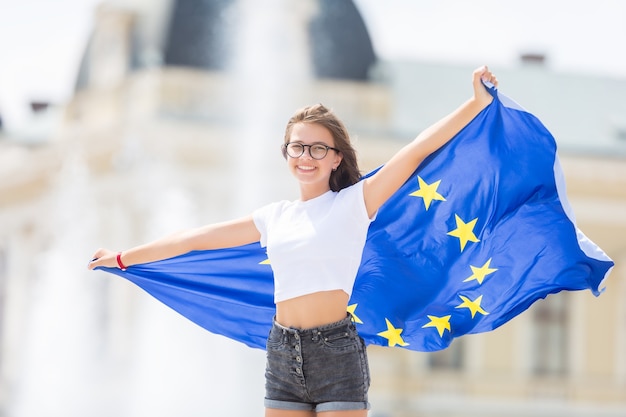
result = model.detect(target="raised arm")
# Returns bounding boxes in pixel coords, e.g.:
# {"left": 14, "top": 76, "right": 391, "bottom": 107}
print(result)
{"left": 362, "top": 66, "right": 498, "bottom": 218}
{"left": 87, "top": 215, "right": 260, "bottom": 270}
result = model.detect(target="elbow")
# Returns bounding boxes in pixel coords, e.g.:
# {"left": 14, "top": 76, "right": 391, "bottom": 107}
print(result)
{"left": 170, "top": 230, "right": 201, "bottom": 254}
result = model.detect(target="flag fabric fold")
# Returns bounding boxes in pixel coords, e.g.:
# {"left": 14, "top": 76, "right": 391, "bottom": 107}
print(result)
{"left": 98, "top": 87, "right": 614, "bottom": 351}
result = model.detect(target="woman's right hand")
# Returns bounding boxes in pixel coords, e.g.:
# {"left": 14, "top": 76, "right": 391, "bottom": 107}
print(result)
{"left": 86, "top": 215, "right": 261, "bottom": 272}
{"left": 87, "top": 248, "right": 118, "bottom": 270}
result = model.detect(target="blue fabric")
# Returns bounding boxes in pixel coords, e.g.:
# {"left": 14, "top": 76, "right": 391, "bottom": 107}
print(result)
{"left": 98, "top": 87, "right": 614, "bottom": 351}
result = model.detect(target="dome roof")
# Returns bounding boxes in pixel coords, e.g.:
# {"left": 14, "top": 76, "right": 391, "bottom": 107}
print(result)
{"left": 164, "top": 0, "right": 376, "bottom": 80}
{"left": 76, "top": 0, "right": 376, "bottom": 91}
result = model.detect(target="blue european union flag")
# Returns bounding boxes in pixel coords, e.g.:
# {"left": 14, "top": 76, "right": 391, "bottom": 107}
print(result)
{"left": 98, "top": 87, "right": 614, "bottom": 351}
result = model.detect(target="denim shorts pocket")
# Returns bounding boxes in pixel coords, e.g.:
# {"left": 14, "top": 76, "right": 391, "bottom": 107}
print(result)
{"left": 321, "top": 329, "right": 358, "bottom": 351}
{"left": 266, "top": 329, "right": 285, "bottom": 350}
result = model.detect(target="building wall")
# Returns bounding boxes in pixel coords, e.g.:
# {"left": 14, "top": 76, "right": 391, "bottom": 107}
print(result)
{"left": 1, "top": 7, "right": 625, "bottom": 416}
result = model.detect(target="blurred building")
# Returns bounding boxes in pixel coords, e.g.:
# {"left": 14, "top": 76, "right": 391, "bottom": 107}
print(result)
{"left": 0, "top": 1, "right": 624, "bottom": 416}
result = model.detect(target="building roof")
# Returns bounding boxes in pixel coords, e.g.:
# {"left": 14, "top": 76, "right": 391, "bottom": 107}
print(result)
{"left": 382, "top": 60, "right": 626, "bottom": 156}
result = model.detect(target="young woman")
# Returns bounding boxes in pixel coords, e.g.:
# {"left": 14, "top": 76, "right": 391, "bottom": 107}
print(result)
{"left": 89, "top": 66, "right": 498, "bottom": 416}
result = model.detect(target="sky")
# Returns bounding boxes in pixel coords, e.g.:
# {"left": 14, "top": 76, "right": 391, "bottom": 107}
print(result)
{"left": 356, "top": 0, "right": 626, "bottom": 77}
{"left": 0, "top": 0, "right": 625, "bottom": 132}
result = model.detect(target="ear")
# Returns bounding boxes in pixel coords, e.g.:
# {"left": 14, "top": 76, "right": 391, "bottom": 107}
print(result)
{"left": 333, "top": 151, "right": 343, "bottom": 170}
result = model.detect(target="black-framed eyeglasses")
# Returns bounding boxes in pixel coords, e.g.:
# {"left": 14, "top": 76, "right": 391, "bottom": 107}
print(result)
{"left": 283, "top": 142, "right": 339, "bottom": 160}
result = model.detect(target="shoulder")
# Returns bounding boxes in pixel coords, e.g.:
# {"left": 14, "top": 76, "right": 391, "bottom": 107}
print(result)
{"left": 337, "top": 180, "right": 374, "bottom": 222}
{"left": 337, "top": 179, "right": 364, "bottom": 197}
{"left": 252, "top": 200, "right": 291, "bottom": 242}
{"left": 336, "top": 180, "right": 366, "bottom": 205}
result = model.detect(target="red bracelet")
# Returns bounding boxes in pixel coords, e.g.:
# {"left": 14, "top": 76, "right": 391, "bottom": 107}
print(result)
{"left": 116, "top": 252, "right": 128, "bottom": 270}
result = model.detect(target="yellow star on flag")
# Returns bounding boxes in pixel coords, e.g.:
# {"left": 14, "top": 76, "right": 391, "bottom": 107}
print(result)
{"left": 447, "top": 214, "right": 480, "bottom": 251}
{"left": 422, "top": 315, "right": 451, "bottom": 337}
{"left": 347, "top": 304, "right": 363, "bottom": 324}
{"left": 464, "top": 258, "right": 497, "bottom": 284}
{"left": 455, "top": 295, "right": 489, "bottom": 318}
{"left": 377, "top": 318, "right": 409, "bottom": 347}
{"left": 409, "top": 176, "right": 446, "bottom": 210}
{"left": 259, "top": 258, "right": 271, "bottom": 265}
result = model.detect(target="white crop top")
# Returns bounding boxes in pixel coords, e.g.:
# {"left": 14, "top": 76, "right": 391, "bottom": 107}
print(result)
{"left": 252, "top": 181, "right": 374, "bottom": 303}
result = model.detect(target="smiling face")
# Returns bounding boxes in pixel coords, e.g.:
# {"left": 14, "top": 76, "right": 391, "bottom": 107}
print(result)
{"left": 283, "top": 104, "right": 361, "bottom": 194}
{"left": 286, "top": 122, "right": 343, "bottom": 200}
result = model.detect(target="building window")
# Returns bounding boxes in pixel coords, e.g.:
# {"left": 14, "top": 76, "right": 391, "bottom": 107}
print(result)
{"left": 427, "top": 338, "right": 464, "bottom": 370}
{"left": 531, "top": 294, "right": 569, "bottom": 376}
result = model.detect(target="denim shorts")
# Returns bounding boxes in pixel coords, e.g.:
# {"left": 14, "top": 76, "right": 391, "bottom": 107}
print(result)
{"left": 264, "top": 315, "right": 371, "bottom": 412}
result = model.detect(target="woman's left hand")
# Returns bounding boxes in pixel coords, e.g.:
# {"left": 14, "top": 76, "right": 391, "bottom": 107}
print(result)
{"left": 472, "top": 65, "right": 498, "bottom": 106}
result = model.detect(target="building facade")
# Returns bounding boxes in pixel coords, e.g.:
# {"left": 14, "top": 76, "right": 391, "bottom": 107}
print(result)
{"left": 0, "top": 2, "right": 624, "bottom": 416}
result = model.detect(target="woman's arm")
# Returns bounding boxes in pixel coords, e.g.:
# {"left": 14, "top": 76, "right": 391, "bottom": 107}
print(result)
{"left": 363, "top": 66, "right": 498, "bottom": 218}
{"left": 87, "top": 215, "right": 260, "bottom": 270}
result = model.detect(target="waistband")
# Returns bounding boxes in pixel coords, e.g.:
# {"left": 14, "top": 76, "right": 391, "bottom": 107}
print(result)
{"left": 272, "top": 314, "right": 354, "bottom": 335}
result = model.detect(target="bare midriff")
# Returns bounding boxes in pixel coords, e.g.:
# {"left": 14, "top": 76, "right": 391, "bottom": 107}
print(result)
{"left": 275, "top": 289, "right": 350, "bottom": 329}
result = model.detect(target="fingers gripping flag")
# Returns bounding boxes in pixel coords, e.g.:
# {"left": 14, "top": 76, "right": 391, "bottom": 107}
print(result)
{"left": 98, "top": 87, "right": 614, "bottom": 351}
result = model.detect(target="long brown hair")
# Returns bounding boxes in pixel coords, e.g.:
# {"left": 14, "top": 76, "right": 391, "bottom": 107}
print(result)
{"left": 283, "top": 104, "right": 361, "bottom": 191}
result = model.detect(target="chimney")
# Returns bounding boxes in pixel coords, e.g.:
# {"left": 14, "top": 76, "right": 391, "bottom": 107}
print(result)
{"left": 30, "top": 101, "right": 50, "bottom": 113}
{"left": 520, "top": 52, "right": 547, "bottom": 66}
